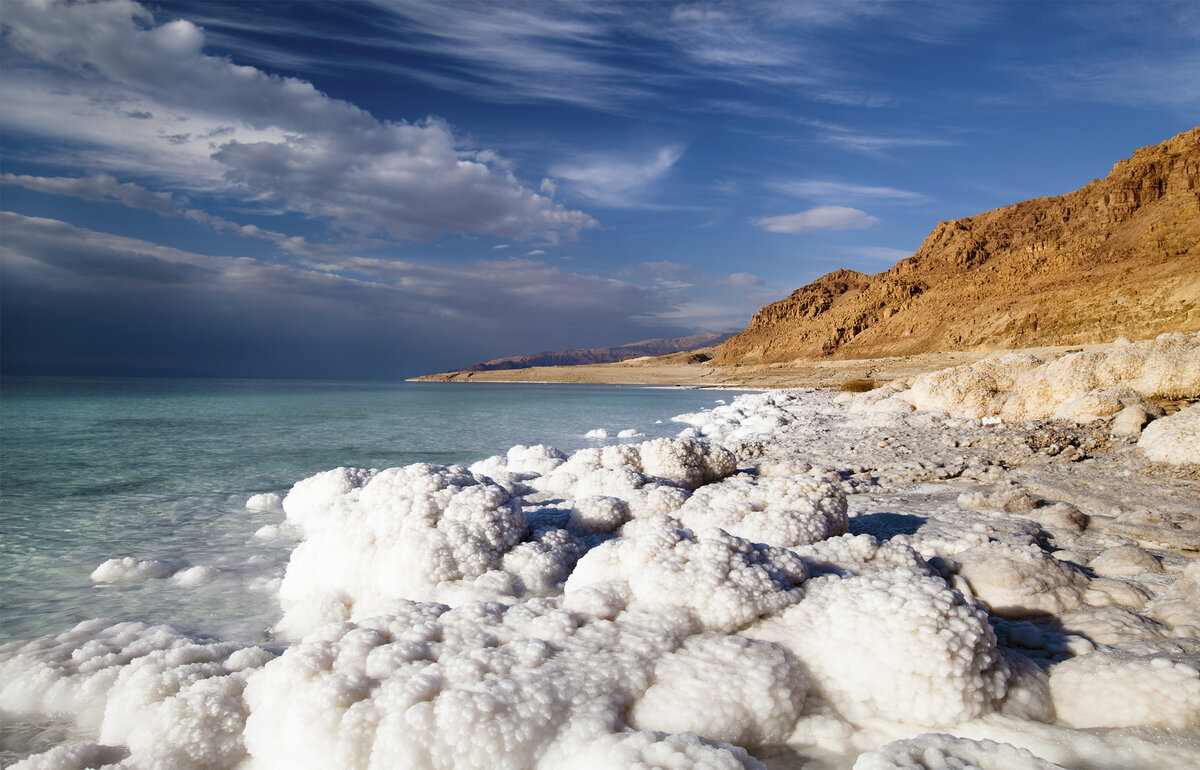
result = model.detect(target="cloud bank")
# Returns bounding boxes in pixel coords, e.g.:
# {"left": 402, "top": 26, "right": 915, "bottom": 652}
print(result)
{"left": 0, "top": 0, "right": 594, "bottom": 243}
{"left": 0, "top": 212, "right": 681, "bottom": 378}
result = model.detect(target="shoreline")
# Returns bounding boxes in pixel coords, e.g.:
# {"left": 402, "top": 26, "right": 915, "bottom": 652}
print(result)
{"left": 410, "top": 341, "right": 1126, "bottom": 390}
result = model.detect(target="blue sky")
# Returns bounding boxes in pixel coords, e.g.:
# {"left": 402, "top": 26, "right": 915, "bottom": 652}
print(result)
{"left": 2, "top": 0, "right": 1197, "bottom": 379}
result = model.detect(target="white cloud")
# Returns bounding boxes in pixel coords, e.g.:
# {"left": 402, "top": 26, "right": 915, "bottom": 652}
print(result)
{"left": 1, "top": 172, "right": 182, "bottom": 215}
{"left": 751, "top": 206, "right": 881, "bottom": 234}
{"left": 550, "top": 145, "right": 685, "bottom": 207}
{"left": 0, "top": 0, "right": 595, "bottom": 243}
{"left": 769, "top": 179, "right": 926, "bottom": 203}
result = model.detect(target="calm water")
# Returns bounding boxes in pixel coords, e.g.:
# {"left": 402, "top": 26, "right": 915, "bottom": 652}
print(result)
{"left": 0, "top": 377, "right": 741, "bottom": 644}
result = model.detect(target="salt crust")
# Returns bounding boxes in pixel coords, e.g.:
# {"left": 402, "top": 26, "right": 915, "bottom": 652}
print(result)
{"left": 1137, "top": 403, "right": 1200, "bottom": 465}
{"left": 878, "top": 332, "right": 1199, "bottom": 423}
{"left": 853, "top": 733, "right": 1064, "bottom": 770}
{"left": 90, "top": 557, "right": 175, "bottom": 582}
{"left": 1049, "top": 639, "right": 1200, "bottom": 729}
{"left": 563, "top": 515, "right": 808, "bottom": 633}
{"left": 242, "top": 599, "right": 769, "bottom": 769}
{"left": 0, "top": 620, "right": 273, "bottom": 769}
{"left": 675, "top": 473, "right": 848, "bottom": 547}
{"left": 747, "top": 568, "right": 1011, "bottom": 727}
{"left": 5, "top": 364, "right": 1200, "bottom": 769}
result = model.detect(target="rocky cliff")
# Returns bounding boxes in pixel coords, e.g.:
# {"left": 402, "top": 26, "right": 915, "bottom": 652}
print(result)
{"left": 717, "top": 128, "right": 1200, "bottom": 365}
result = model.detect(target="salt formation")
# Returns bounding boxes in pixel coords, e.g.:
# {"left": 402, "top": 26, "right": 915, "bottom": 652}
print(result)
{"left": 277, "top": 464, "right": 543, "bottom": 636}
{"left": 89, "top": 557, "right": 176, "bottom": 582}
{"left": 888, "top": 332, "right": 1199, "bottom": 425}
{"left": 242, "top": 599, "right": 769, "bottom": 769}
{"left": 1049, "top": 640, "right": 1200, "bottom": 729}
{"left": 0, "top": 620, "right": 273, "bottom": 769}
{"left": 4, "top": 337, "right": 1200, "bottom": 769}
{"left": 245, "top": 492, "right": 283, "bottom": 512}
{"left": 1138, "top": 402, "right": 1200, "bottom": 465}
{"left": 853, "top": 734, "right": 1063, "bottom": 770}
{"left": 748, "top": 569, "right": 1012, "bottom": 727}
{"left": 675, "top": 474, "right": 848, "bottom": 547}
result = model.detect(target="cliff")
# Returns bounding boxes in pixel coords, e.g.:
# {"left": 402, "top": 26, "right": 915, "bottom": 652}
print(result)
{"left": 717, "top": 128, "right": 1200, "bottom": 365}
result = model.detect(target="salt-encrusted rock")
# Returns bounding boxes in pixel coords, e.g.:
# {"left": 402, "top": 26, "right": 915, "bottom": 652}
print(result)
{"left": 675, "top": 474, "right": 848, "bottom": 548}
{"left": 0, "top": 620, "right": 273, "bottom": 770}
{"left": 568, "top": 495, "right": 630, "bottom": 535}
{"left": 1088, "top": 545, "right": 1162, "bottom": 577}
{"left": 628, "top": 634, "right": 807, "bottom": 746}
{"left": 853, "top": 734, "right": 1064, "bottom": 770}
{"left": 277, "top": 463, "right": 540, "bottom": 635}
{"left": 1049, "top": 641, "right": 1200, "bottom": 729}
{"left": 1150, "top": 559, "right": 1200, "bottom": 631}
{"left": 1138, "top": 403, "right": 1200, "bottom": 465}
{"left": 1111, "top": 404, "right": 1154, "bottom": 435}
{"left": 747, "top": 569, "right": 1011, "bottom": 727}
{"left": 1052, "top": 386, "right": 1163, "bottom": 424}
{"left": 1054, "top": 606, "right": 1169, "bottom": 645}
{"left": 956, "top": 542, "right": 1090, "bottom": 618}
{"left": 245, "top": 492, "right": 284, "bottom": 512}
{"left": 564, "top": 516, "right": 808, "bottom": 633}
{"left": 242, "top": 600, "right": 765, "bottom": 770}
{"left": 957, "top": 482, "right": 1039, "bottom": 513}
{"left": 89, "top": 557, "right": 175, "bottom": 582}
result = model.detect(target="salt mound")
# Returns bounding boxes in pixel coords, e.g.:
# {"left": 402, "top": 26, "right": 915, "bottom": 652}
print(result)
{"left": 532, "top": 437, "right": 735, "bottom": 508}
{"left": 1049, "top": 642, "right": 1200, "bottom": 729}
{"left": 627, "top": 633, "right": 807, "bottom": 746}
{"left": 675, "top": 474, "right": 848, "bottom": 547}
{"left": 89, "top": 557, "right": 175, "bottom": 582}
{"left": 748, "top": 569, "right": 1011, "bottom": 727}
{"left": 242, "top": 599, "right": 767, "bottom": 770}
{"left": 245, "top": 492, "right": 283, "bottom": 512}
{"left": 955, "top": 542, "right": 1090, "bottom": 618}
{"left": 1138, "top": 403, "right": 1200, "bottom": 465}
{"left": 880, "top": 334, "right": 1200, "bottom": 422}
{"left": 672, "top": 392, "right": 808, "bottom": 443}
{"left": 277, "top": 463, "right": 575, "bottom": 636}
{"left": 564, "top": 516, "right": 808, "bottom": 633}
{"left": 0, "top": 620, "right": 273, "bottom": 769}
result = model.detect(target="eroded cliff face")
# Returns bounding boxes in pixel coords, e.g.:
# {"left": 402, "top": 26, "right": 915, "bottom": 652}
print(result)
{"left": 717, "top": 128, "right": 1200, "bottom": 365}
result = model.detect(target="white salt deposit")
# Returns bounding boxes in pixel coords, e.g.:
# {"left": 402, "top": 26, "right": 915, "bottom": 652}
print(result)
{"left": 4, "top": 340, "right": 1200, "bottom": 769}
{"left": 89, "top": 557, "right": 175, "bottom": 582}
{"left": 1138, "top": 402, "right": 1200, "bottom": 465}
{"left": 245, "top": 492, "right": 283, "bottom": 512}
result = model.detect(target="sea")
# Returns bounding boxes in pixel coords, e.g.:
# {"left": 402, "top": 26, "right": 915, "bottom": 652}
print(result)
{"left": 0, "top": 376, "right": 743, "bottom": 646}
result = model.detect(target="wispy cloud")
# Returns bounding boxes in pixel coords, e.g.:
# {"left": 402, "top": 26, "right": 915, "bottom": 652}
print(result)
{"left": 768, "top": 179, "right": 927, "bottom": 203}
{"left": 1, "top": 173, "right": 333, "bottom": 258}
{"left": 550, "top": 145, "right": 686, "bottom": 208}
{"left": 752, "top": 206, "right": 881, "bottom": 235}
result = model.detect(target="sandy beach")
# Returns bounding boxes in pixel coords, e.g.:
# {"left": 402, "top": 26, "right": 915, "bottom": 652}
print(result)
{"left": 412, "top": 341, "right": 1155, "bottom": 391}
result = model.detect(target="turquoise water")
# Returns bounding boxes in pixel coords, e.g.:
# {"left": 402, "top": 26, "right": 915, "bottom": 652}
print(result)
{"left": 0, "top": 377, "right": 741, "bottom": 644}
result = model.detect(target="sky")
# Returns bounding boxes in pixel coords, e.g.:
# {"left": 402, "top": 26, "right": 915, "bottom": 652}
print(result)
{"left": 1, "top": 0, "right": 1197, "bottom": 380}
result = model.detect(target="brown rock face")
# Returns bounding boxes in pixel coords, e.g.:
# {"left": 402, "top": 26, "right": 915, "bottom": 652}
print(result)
{"left": 717, "top": 128, "right": 1200, "bottom": 365}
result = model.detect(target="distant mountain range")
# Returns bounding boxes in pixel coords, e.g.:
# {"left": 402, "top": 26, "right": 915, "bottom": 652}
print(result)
{"left": 460, "top": 332, "right": 736, "bottom": 371}
{"left": 717, "top": 127, "right": 1200, "bottom": 364}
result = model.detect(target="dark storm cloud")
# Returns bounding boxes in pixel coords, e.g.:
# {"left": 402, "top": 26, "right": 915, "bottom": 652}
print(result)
{"left": 0, "top": 212, "right": 684, "bottom": 378}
